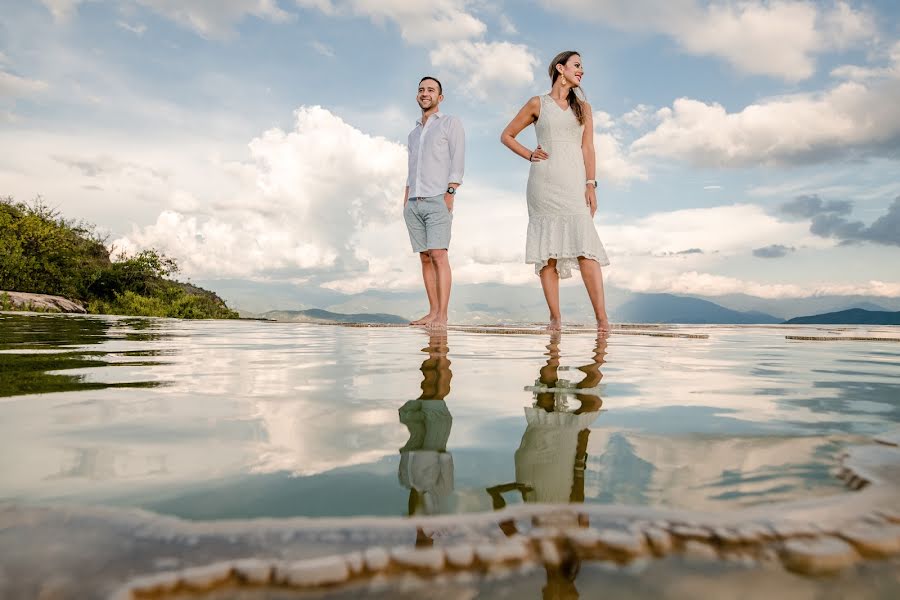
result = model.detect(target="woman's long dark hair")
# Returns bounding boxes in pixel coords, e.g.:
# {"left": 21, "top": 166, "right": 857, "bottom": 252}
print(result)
{"left": 549, "top": 50, "right": 586, "bottom": 126}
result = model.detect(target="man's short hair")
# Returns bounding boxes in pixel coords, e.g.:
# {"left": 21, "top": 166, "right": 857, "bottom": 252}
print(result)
{"left": 419, "top": 76, "right": 443, "bottom": 95}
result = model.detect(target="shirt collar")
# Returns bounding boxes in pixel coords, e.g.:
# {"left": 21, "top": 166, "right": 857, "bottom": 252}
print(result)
{"left": 415, "top": 111, "right": 443, "bottom": 126}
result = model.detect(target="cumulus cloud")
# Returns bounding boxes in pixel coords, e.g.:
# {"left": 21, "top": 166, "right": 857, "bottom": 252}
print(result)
{"left": 783, "top": 195, "right": 900, "bottom": 247}
{"left": 630, "top": 72, "right": 900, "bottom": 167}
{"left": 115, "top": 106, "right": 408, "bottom": 278}
{"left": 296, "top": 0, "right": 536, "bottom": 101}
{"left": 591, "top": 202, "right": 899, "bottom": 297}
{"left": 595, "top": 132, "right": 647, "bottom": 186}
{"left": 587, "top": 110, "right": 650, "bottom": 186}
{"left": 540, "top": 0, "right": 875, "bottom": 81}
{"left": 429, "top": 40, "right": 538, "bottom": 101}
{"left": 753, "top": 244, "right": 795, "bottom": 258}
{"left": 607, "top": 203, "right": 814, "bottom": 258}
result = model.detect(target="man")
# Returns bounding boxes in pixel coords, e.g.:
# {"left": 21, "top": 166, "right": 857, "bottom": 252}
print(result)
{"left": 404, "top": 76, "right": 465, "bottom": 329}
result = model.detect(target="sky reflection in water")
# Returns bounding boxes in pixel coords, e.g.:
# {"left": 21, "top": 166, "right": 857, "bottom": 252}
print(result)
{"left": 1, "top": 313, "right": 898, "bottom": 520}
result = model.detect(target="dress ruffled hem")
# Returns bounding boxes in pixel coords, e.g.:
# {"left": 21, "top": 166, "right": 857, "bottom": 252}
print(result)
{"left": 525, "top": 214, "right": 610, "bottom": 279}
{"left": 523, "top": 406, "right": 599, "bottom": 430}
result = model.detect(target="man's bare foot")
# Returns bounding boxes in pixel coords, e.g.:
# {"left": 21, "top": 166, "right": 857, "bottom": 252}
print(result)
{"left": 410, "top": 313, "right": 436, "bottom": 325}
{"left": 547, "top": 318, "right": 562, "bottom": 332}
{"left": 596, "top": 317, "right": 611, "bottom": 334}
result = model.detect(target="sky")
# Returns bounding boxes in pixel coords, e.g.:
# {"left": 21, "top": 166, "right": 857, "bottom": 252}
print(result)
{"left": 1, "top": 0, "right": 899, "bottom": 309}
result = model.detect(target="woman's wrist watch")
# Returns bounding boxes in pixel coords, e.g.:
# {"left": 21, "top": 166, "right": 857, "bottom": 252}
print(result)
{"left": 586, "top": 179, "right": 598, "bottom": 188}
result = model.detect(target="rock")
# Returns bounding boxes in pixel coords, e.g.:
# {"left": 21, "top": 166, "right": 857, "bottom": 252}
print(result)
{"left": 390, "top": 547, "right": 445, "bottom": 571}
{"left": 1, "top": 291, "right": 85, "bottom": 313}
{"left": 839, "top": 524, "right": 900, "bottom": 557}
{"left": 644, "top": 527, "right": 674, "bottom": 555}
{"left": 279, "top": 555, "right": 350, "bottom": 587}
{"left": 780, "top": 537, "right": 860, "bottom": 575}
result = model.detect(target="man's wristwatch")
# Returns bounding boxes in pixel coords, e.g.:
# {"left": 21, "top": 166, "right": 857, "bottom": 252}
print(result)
{"left": 446, "top": 187, "right": 457, "bottom": 195}
{"left": 586, "top": 179, "right": 598, "bottom": 188}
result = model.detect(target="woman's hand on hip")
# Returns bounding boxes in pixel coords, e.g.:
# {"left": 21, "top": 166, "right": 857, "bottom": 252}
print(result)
{"left": 530, "top": 144, "right": 549, "bottom": 162}
{"left": 585, "top": 185, "right": 597, "bottom": 218}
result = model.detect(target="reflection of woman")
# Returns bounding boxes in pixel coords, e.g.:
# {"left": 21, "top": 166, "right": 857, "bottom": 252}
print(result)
{"left": 487, "top": 335, "right": 607, "bottom": 598}
{"left": 489, "top": 334, "right": 605, "bottom": 508}
{"left": 398, "top": 333, "right": 453, "bottom": 521}
{"left": 501, "top": 50, "right": 611, "bottom": 333}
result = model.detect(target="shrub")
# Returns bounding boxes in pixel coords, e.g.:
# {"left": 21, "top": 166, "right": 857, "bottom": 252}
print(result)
{"left": 1, "top": 197, "right": 238, "bottom": 319}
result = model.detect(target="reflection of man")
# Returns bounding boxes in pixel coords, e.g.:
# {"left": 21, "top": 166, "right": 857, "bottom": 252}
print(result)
{"left": 398, "top": 334, "right": 453, "bottom": 519}
{"left": 403, "top": 76, "right": 465, "bottom": 329}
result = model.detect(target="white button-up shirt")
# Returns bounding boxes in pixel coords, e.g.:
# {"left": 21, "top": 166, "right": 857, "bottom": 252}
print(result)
{"left": 406, "top": 112, "right": 465, "bottom": 198}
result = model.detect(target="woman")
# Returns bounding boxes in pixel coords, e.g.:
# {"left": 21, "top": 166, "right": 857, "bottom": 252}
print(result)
{"left": 501, "top": 51, "right": 611, "bottom": 332}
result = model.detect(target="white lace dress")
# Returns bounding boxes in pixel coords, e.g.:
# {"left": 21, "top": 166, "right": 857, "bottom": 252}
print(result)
{"left": 526, "top": 94, "right": 610, "bottom": 278}
{"left": 514, "top": 405, "right": 599, "bottom": 504}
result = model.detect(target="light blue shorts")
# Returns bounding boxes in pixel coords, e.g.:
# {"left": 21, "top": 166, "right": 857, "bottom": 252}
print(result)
{"left": 404, "top": 194, "right": 453, "bottom": 253}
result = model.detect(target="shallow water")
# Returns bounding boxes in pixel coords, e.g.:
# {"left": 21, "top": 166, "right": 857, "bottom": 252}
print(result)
{"left": 1, "top": 313, "right": 898, "bottom": 521}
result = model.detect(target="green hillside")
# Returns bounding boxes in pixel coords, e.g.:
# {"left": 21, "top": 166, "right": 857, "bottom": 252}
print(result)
{"left": 0, "top": 197, "right": 237, "bottom": 319}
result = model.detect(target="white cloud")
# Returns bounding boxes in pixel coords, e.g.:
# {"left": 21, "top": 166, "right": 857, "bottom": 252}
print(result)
{"left": 593, "top": 110, "right": 614, "bottom": 130}
{"left": 134, "top": 0, "right": 294, "bottom": 38}
{"left": 0, "top": 71, "right": 49, "bottom": 97}
{"left": 295, "top": 1, "right": 537, "bottom": 101}
{"left": 114, "top": 106, "right": 408, "bottom": 279}
{"left": 40, "top": 0, "right": 86, "bottom": 22}
{"left": 309, "top": 40, "right": 335, "bottom": 58}
{"left": 606, "top": 204, "right": 815, "bottom": 258}
{"left": 117, "top": 20, "right": 148, "bottom": 35}
{"left": 295, "top": 0, "right": 486, "bottom": 44}
{"left": 540, "top": 0, "right": 876, "bottom": 81}
{"left": 429, "top": 40, "right": 537, "bottom": 101}
{"left": 822, "top": 0, "right": 876, "bottom": 49}
{"left": 630, "top": 66, "right": 900, "bottom": 167}
{"left": 598, "top": 202, "right": 900, "bottom": 298}
{"left": 609, "top": 270, "right": 900, "bottom": 299}
{"left": 620, "top": 104, "right": 653, "bottom": 128}
{"left": 830, "top": 40, "right": 900, "bottom": 81}
{"left": 595, "top": 132, "right": 647, "bottom": 186}
{"left": 587, "top": 109, "right": 649, "bottom": 186}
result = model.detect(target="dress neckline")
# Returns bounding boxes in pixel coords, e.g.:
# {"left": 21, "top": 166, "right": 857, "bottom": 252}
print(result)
{"left": 545, "top": 94, "right": 571, "bottom": 113}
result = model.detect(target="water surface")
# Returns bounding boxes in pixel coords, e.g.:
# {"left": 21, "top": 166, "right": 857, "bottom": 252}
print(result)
{"left": 1, "top": 313, "right": 898, "bottom": 520}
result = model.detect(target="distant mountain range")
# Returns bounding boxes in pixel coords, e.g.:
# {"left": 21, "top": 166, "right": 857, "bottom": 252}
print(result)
{"left": 202, "top": 279, "right": 900, "bottom": 326}
{"left": 257, "top": 309, "right": 408, "bottom": 325}
{"left": 617, "top": 294, "right": 781, "bottom": 324}
{"left": 784, "top": 308, "right": 900, "bottom": 325}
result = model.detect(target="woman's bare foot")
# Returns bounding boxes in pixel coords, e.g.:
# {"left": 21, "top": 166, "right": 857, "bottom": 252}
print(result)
{"left": 547, "top": 317, "right": 562, "bottom": 332}
{"left": 410, "top": 313, "right": 436, "bottom": 325}
{"left": 596, "top": 316, "right": 611, "bottom": 334}
{"left": 427, "top": 318, "right": 448, "bottom": 331}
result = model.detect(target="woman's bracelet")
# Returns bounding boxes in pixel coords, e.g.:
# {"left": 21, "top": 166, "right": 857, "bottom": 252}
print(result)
{"left": 528, "top": 150, "right": 534, "bottom": 162}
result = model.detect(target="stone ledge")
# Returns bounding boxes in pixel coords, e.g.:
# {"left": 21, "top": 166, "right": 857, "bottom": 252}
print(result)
{"left": 0, "top": 290, "right": 86, "bottom": 313}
